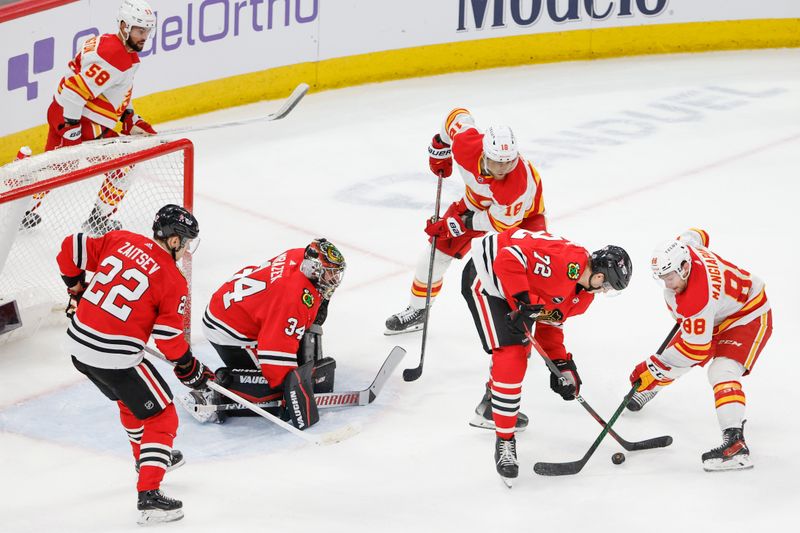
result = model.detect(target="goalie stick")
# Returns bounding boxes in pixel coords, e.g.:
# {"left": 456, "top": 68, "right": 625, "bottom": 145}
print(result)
{"left": 533, "top": 321, "right": 681, "bottom": 476}
{"left": 156, "top": 82, "right": 310, "bottom": 137}
{"left": 187, "top": 345, "right": 406, "bottom": 416}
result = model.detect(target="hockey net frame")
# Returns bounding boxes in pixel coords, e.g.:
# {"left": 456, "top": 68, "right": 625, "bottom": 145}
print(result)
{"left": 0, "top": 137, "right": 194, "bottom": 344}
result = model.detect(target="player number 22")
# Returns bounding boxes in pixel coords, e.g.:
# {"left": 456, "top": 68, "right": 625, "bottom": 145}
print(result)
{"left": 82, "top": 256, "right": 149, "bottom": 321}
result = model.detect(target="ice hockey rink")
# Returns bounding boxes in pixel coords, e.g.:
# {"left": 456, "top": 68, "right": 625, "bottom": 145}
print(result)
{"left": 1, "top": 48, "right": 798, "bottom": 532}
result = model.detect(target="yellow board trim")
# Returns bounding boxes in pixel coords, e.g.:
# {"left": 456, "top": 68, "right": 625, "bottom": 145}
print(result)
{"left": 2, "top": 18, "right": 799, "bottom": 162}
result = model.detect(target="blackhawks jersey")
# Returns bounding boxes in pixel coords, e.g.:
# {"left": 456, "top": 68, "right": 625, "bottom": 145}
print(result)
{"left": 54, "top": 33, "right": 140, "bottom": 129}
{"left": 441, "top": 108, "right": 545, "bottom": 233}
{"left": 661, "top": 230, "right": 770, "bottom": 368}
{"left": 202, "top": 249, "right": 322, "bottom": 386}
{"left": 472, "top": 229, "right": 595, "bottom": 359}
{"left": 56, "top": 230, "right": 190, "bottom": 369}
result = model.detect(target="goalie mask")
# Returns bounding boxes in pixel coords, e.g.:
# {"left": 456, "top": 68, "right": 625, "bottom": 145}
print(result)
{"left": 301, "top": 239, "right": 346, "bottom": 299}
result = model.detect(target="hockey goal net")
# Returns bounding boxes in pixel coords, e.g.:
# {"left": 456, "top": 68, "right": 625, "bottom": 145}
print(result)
{"left": 0, "top": 137, "right": 194, "bottom": 344}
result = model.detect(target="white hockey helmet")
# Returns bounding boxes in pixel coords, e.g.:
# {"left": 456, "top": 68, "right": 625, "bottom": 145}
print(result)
{"left": 651, "top": 240, "right": 691, "bottom": 280}
{"left": 482, "top": 125, "right": 518, "bottom": 163}
{"left": 118, "top": 0, "right": 156, "bottom": 35}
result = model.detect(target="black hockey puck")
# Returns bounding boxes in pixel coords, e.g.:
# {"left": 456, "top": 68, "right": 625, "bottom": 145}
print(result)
{"left": 611, "top": 452, "right": 626, "bottom": 465}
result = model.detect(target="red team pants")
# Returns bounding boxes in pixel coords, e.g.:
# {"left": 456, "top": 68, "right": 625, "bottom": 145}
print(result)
{"left": 45, "top": 99, "right": 118, "bottom": 151}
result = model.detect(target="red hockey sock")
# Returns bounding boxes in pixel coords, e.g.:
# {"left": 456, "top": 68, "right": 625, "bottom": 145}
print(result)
{"left": 118, "top": 401, "right": 143, "bottom": 461}
{"left": 137, "top": 403, "right": 179, "bottom": 492}
{"left": 490, "top": 345, "right": 528, "bottom": 439}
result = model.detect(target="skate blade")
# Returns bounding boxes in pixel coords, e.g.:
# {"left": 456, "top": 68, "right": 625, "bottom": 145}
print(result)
{"left": 383, "top": 324, "right": 423, "bottom": 336}
{"left": 499, "top": 476, "right": 514, "bottom": 488}
{"left": 176, "top": 392, "right": 217, "bottom": 424}
{"left": 702, "top": 456, "right": 753, "bottom": 472}
{"left": 469, "top": 415, "right": 528, "bottom": 432}
{"left": 137, "top": 508, "right": 184, "bottom": 525}
{"left": 166, "top": 456, "right": 185, "bottom": 473}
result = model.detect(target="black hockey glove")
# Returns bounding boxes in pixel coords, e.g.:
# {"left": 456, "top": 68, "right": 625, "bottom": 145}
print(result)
{"left": 62, "top": 273, "right": 86, "bottom": 319}
{"left": 174, "top": 353, "right": 215, "bottom": 390}
{"left": 550, "top": 357, "right": 581, "bottom": 401}
{"left": 505, "top": 292, "right": 544, "bottom": 336}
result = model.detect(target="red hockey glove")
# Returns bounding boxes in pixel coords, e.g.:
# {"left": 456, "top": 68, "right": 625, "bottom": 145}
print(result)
{"left": 121, "top": 109, "right": 157, "bottom": 135}
{"left": 630, "top": 355, "right": 674, "bottom": 392}
{"left": 58, "top": 119, "right": 83, "bottom": 147}
{"left": 550, "top": 356, "right": 581, "bottom": 400}
{"left": 428, "top": 134, "right": 452, "bottom": 178}
{"left": 505, "top": 292, "right": 544, "bottom": 336}
{"left": 174, "top": 353, "right": 215, "bottom": 390}
{"left": 424, "top": 214, "right": 467, "bottom": 238}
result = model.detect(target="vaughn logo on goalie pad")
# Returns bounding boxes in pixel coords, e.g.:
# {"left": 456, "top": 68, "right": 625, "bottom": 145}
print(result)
{"left": 290, "top": 390, "right": 305, "bottom": 429}
{"left": 240, "top": 375, "right": 268, "bottom": 385}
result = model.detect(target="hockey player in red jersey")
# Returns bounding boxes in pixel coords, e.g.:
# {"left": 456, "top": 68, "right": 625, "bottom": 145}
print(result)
{"left": 22, "top": 0, "right": 158, "bottom": 235}
{"left": 628, "top": 229, "right": 772, "bottom": 472}
{"left": 183, "top": 238, "right": 346, "bottom": 429}
{"left": 57, "top": 204, "right": 214, "bottom": 525}
{"left": 462, "top": 229, "right": 632, "bottom": 486}
{"left": 385, "top": 108, "right": 546, "bottom": 335}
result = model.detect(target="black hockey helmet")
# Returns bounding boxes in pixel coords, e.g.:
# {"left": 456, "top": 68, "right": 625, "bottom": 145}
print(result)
{"left": 590, "top": 245, "right": 632, "bottom": 291}
{"left": 152, "top": 204, "right": 199, "bottom": 242}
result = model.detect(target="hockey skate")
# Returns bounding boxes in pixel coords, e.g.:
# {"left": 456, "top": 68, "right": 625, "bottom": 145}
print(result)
{"left": 702, "top": 426, "right": 753, "bottom": 472}
{"left": 495, "top": 436, "right": 519, "bottom": 488}
{"left": 384, "top": 306, "right": 426, "bottom": 335}
{"left": 469, "top": 385, "right": 529, "bottom": 432}
{"left": 81, "top": 206, "right": 122, "bottom": 236}
{"left": 19, "top": 210, "right": 41, "bottom": 230}
{"left": 177, "top": 388, "right": 221, "bottom": 424}
{"left": 626, "top": 389, "right": 660, "bottom": 412}
{"left": 136, "top": 449, "right": 185, "bottom": 474}
{"left": 137, "top": 489, "right": 184, "bottom": 525}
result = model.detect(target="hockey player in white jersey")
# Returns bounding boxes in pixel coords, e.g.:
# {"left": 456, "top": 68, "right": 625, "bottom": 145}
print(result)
{"left": 628, "top": 229, "right": 772, "bottom": 472}
{"left": 21, "top": 0, "right": 157, "bottom": 235}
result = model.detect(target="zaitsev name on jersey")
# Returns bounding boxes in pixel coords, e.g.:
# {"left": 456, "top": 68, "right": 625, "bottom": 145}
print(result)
{"left": 202, "top": 248, "right": 322, "bottom": 387}
{"left": 442, "top": 108, "right": 545, "bottom": 232}
{"left": 57, "top": 230, "right": 190, "bottom": 369}
{"left": 663, "top": 230, "right": 770, "bottom": 367}
{"left": 55, "top": 34, "right": 140, "bottom": 128}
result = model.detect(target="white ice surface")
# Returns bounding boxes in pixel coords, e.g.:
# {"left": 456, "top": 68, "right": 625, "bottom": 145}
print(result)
{"left": 1, "top": 49, "right": 798, "bottom": 532}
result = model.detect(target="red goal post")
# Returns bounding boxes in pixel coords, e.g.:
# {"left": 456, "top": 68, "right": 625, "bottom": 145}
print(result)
{"left": 0, "top": 137, "right": 194, "bottom": 344}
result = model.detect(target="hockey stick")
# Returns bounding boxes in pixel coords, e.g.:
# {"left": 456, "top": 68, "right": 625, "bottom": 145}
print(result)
{"left": 156, "top": 83, "right": 310, "bottom": 137}
{"left": 533, "top": 321, "right": 681, "bottom": 476}
{"left": 188, "top": 346, "right": 405, "bottom": 415}
{"left": 527, "top": 332, "right": 673, "bottom": 452}
{"left": 143, "top": 346, "right": 353, "bottom": 446}
{"left": 403, "top": 172, "right": 444, "bottom": 382}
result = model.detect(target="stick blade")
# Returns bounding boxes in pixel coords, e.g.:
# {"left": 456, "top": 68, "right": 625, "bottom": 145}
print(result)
{"left": 402, "top": 366, "right": 422, "bottom": 382}
{"left": 624, "top": 435, "right": 673, "bottom": 451}
{"left": 267, "top": 82, "right": 310, "bottom": 120}
{"left": 533, "top": 460, "right": 585, "bottom": 476}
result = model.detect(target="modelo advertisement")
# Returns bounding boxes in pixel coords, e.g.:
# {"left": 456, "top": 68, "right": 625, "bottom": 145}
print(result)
{"left": 2, "top": 0, "right": 798, "bottom": 137}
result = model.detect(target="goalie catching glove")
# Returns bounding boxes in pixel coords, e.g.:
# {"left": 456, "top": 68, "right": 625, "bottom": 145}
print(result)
{"left": 174, "top": 352, "right": 214, "bottom": 390}
{"left": 505, "top": 292, "right": 544, "bottom": 335}
{"left": 121, "top": 109, "right": 157, "bottom": 135}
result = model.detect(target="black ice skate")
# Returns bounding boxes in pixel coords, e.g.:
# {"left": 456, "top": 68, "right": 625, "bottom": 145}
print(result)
{"left": 19, "top": 210, "right": 41, "bottom": 230}
{"left": 137, "top": 489, "right": 184, "bottom": 525}
{"left": 469, "top": 384, "right": 529, "bottom": 432}
{"left": 626, "top": 389, "right": 660, "bottom": 412}
{"left": 81, "top": 206, "right": 122, "bottom": 236}
{"left": 136, "top": 449, "right": 186, "bottom": 474}
{"left": 702, "top": 426, "right": 753, "bottom": 472}
{"left": 384, "top": 306, "right": 426, "bottom": 335}
{"left": 495, "top": 436, "right": 519, "bottom": 488}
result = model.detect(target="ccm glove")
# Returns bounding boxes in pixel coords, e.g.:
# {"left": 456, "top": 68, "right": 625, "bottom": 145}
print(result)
{"left": 630, "top": 355, "right": 674, "bottom": 392}
{"left": 121, "top": 109, "right": 157, "bottom": 135}
{"left": 505, "top": 292, "right": 544, "bottom": 335}
{"left": 58, "top": 118, "right": 83, "bottom": 147}
{"left": 428, "top": 134, "right": 452, "bottom": 178}
{"left": 550, "top": 357, "right": 581, "bottom": 400}
{"left": 174, "top": 353, "right": 215, "bottom": 390}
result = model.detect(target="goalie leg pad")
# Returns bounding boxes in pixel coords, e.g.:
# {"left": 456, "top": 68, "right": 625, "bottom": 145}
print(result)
{"left": 282, "top": 361, "right": 319, "bottom": 430}
{"left": 312, "top": 357, "right": 336, "bottom": 393}
{"left": 214, "top": 367, "right": 282, "bottom": 418}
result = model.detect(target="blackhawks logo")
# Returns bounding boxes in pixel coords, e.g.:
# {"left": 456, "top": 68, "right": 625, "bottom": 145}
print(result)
{"left": 567, "top": 262, "right": 580, "bottom": 280}
{"left": 302, "top": 289, "right": 314, "bottom": 308}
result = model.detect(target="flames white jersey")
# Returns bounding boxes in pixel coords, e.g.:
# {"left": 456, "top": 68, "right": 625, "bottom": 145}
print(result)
{"left": 440, "top": 108, "right": 545, "bottom": 233}
{"left": 661, "top": 230, "right": 770, "bottom": 368}
{"left": 54, "top": 34, "right": 140, "bottom": 129}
